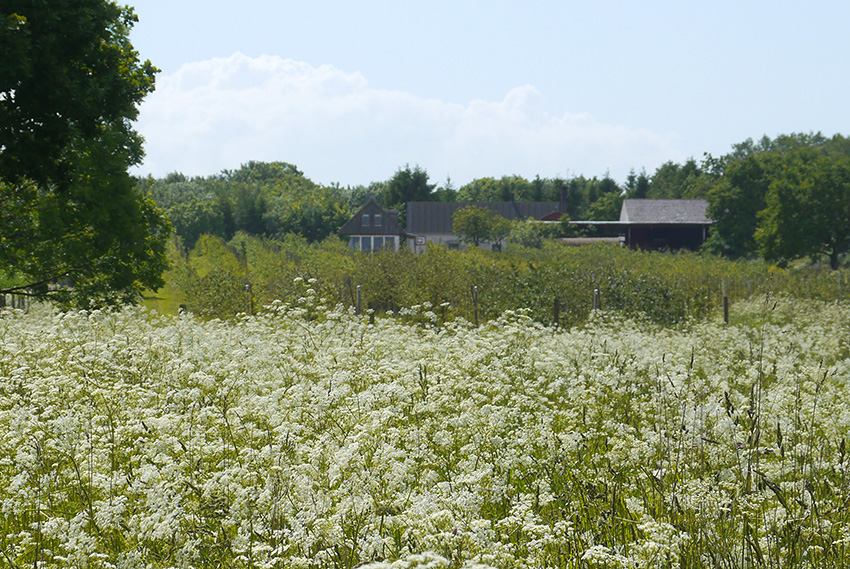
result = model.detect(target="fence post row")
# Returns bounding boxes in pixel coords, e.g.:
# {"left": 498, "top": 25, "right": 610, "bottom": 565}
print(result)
{"left": 6, "top": 270, "right": 843, "bottom": 323}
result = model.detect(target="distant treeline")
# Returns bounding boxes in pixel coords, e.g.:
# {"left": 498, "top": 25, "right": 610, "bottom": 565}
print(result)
{"left": 140, "top": 131, "right": 850, "bottom": 267}
{"left": 139, "top": 161, "right": 642, "bottom": 249}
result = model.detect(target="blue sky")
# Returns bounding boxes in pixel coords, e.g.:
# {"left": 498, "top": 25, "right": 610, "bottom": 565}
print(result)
{"left": 127, "top": 1, "right": 850, "bottom": 187}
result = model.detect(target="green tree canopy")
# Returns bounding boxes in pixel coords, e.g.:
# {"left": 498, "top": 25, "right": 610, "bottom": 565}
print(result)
{"left": 144, "top": 162, "right": 351, "bottom": 248}
{"left": 647, "top": 159, "right": 705, "bottom": 199}
{"left": 506, "top": 218, "right": 558, "bottom": 248}
{"left": 457, "top": 175, "right": 535, "bottom": 201}
{"left": 755, "top": 148, "right": 850, "bottom": 269}
{"left": 624, "top": 169, "right": 651, "bottom": 199}
{"left": 380, "top": 165, "right": 436, "bottom": 226}
{"left": 0, "top": 1, "right": 170, "bottom": 306}
{"left": 704, "top": 132, "right": 850, "bottom": 264}
{"left": 704, "top": 154, "right": 772, "bottom": 258}
{"left": 452, "top": 206, "right": 511, "bottom": 248}
{"left": 223, "top": 160, "right": 305, "bottom": 184}
{"left": 585, "top": 190, "right": 623, "bottom": 221}
{"left": 384, "top": 164, "right": 435, "bottom": 204}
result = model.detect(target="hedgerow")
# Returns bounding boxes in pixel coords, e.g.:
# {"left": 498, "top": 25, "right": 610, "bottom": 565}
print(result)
{"left": 166, "top": 234, "right": 848, "bottom": 326}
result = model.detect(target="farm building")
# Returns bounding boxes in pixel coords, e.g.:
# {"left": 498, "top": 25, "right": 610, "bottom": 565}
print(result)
{"left": 620, "top": 198, "right": 712, "bottom": 250}
{"left": 339, "top": 196, "right": 712, "bottom": 252}
{"left": 570, "top": 199, "right": 711, "bottom": 251}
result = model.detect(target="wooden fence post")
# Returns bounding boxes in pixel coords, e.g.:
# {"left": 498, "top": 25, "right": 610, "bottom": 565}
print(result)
{"left": 592, "top": 288, "right": 600, "bottom": 311}
{"left": 473, "top": 286, "right": 479, "bottom": 327}
{"left": 722, "top": 280, "right": 729, "bottom": 324}
{"left": 356, "top": 285, "right": 362, "bottom": 315}
{"left": 244, "top": 283, "right": 253, "bottom": 315}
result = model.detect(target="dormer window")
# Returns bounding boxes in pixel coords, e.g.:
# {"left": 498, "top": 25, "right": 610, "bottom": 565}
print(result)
{"left": 374, "top": 214, "right": 382, "bottom": 226}
{"left": 362, "top": 214, "right": 370, "bottom": 227}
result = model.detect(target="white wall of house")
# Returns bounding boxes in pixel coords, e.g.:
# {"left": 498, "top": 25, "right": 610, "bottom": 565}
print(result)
{"left": 409, "top": 234, "right": 502, "bottom": 253}
{"left": 348, "top": 235, "right": 399, "bottom": 252}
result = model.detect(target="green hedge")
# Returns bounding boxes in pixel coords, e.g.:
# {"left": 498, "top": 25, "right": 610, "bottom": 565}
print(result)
{"left": 163, "top": 235, "right": 849, "bottom": 326}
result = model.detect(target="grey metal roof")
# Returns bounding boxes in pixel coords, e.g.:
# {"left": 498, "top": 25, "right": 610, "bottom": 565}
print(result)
{"left": 406, "top": 201, "right": 560, "bottom": 234}
{"left": 619, "top": 199, "right": 711, "bottom": 224}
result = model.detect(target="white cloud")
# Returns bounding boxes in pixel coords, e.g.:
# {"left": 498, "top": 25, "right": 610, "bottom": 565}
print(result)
{"left": 134, "top": 53, "right": 684, "bottom": 185}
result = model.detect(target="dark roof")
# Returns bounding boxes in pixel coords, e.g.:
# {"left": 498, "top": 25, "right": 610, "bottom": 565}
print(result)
{"left": 338, "top": 195, "right": 405, "bottom": 236}
{"left": 407, "top": 201, "right": 560, "bottom": 234}
{"left": 619, "top": 199, "right": 711, "bottom": 224}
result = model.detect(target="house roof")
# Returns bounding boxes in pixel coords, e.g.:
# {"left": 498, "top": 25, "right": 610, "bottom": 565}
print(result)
{"left": 619, "top": 199, "right": 711, "bottom": 224}
{"left": 407, "top": 201, "right": 560, "bottom": 234}
{"left": 338, "top": 195, "right": 405, "bottom": 236}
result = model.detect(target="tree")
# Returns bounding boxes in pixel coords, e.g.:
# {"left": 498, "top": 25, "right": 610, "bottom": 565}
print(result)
{"left": 223, "top": 161, "right": 304, "bottom": 184}
{"left": 551, "top": 176, "right": 590, "bottom": 220}
{"left": 457, "top": 175, "right": 536, "bottom": 202}
{"left": 704, "top": 132, "right": 850, "bottom": 262}
{"left": 648, "top": 159, "right": 705, "bottom": 199}
{"left": 624, "top": 168, "right": 650, "bottom": 199}
{"left": 382, "top": 165, "right": 436, "bottom": 227}
{"left": 755, "top": 148, "right": 850, "bottom": 269}
{"left": 233, "top": 184, "right": 267, "bottom": 235}
{"left": 0, "top": 1, "right": 169, "bottom": 305}
{"left": 452, "top": 206, "right": 511, "bottom": 248}
{"left": 507, "top": 218, "right": 558, "bottom": 248}
{"left": 144, "top": 162, "right": 350, "bottom": 247}
{"left": 432, "top": 175, "right": 458, "bottom": 202}
{"left": 585, "top": 190, "right": 623, "bottom": 221}
{"left": 704, "top": 154, "right": 772, "bottom": 258}
{"left": 384, "top": 164, "right": 435, "bottom": 206}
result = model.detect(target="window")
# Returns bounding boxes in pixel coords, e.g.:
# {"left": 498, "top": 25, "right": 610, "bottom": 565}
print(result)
{"left": 362, "top": 214, "right": 370, "bottom": 227}
{"left": 349, "top": 235, "right": 397, "bottom": 253}
{"left": 374, "top": 214, "right": 382, "bottom": 226}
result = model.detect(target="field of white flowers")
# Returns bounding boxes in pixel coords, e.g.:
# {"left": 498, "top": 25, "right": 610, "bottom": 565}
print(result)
{"left": 2, "top": 287, "right": 850, "bottom": 569}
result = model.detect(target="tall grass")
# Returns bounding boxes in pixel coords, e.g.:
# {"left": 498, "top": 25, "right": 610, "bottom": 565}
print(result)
{"left": 2, "top": 290, "right": 849, "bottom": 568}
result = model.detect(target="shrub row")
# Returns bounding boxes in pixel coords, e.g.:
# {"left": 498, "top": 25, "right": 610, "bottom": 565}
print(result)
{"left": 163, "top": 234, "right": 848, "bottom": 325}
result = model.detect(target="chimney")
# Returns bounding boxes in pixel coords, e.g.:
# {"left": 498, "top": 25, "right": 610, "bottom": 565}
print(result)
{"left": 559, "top": 187, "right": 568, "bottom": 215}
